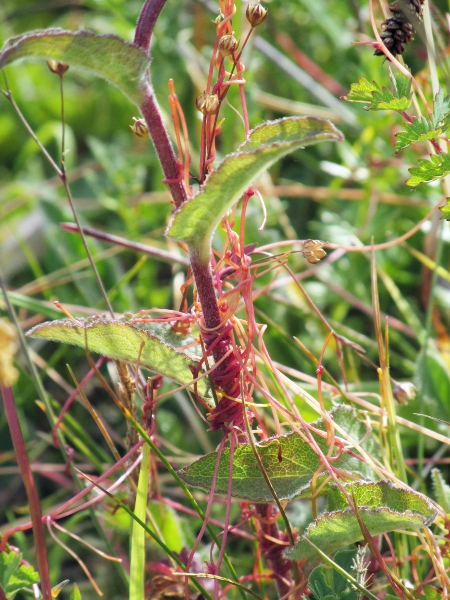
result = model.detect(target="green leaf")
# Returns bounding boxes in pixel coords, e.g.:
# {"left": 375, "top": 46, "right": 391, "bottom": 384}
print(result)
{"left": 342, "top": 73, "right": 411, "bottom": 112}
{"left": 440, "top": 198, "right": 450, "bottom": 220}
{"left": 395, "top": 118, "right": 441, "bottom": 152}
{"left": 0, "top": 29, "right": 149, "bottom": 106}
{"left": 308, "top": 567, "right": 334, "bottom": 600}
{"left": 308, "top": 549, "right": 358, "bottom": 600}
{"left": 179, "top": 406, "right": 380, "bottom": 502}
{"left": 0, "top": 550, "right": 39, "bottom": 597}
{"left": 406, "top": 153, "right": 450, "bottom": 187}
{"left": 167, "top": 117, "right": 343, "bottom": 263}
{"left": 70, "top": 584, "right": 82, "bottom": 600}
{"left": 27, "top": 316, "right": 212, "bottom": 403}
{"left": 431, "top": 468, "right": 450, "bottom": 513}
{"left": 285, "top": 481, "right": 437, "bottom": 570}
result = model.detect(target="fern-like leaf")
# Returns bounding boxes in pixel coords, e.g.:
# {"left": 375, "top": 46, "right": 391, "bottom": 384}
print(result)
{"left": 395, "top": 118, "right": 440, "bottom": 152}
{"left": 342, "top": 72, "right": 411, "bottom": 112}
{"left": 406, "top": 153, "right": 450, "bottom": 187}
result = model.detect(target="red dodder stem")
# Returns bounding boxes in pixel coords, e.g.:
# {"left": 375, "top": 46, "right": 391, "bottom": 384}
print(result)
{"left": 1, "top": 385, "right": 53, "bottom": 600}
{"left": 255, "top": 504, "right": 293, "bottom": 598}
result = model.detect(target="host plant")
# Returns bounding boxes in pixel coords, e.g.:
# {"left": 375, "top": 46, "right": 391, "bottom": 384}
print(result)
{"left": 0, "top": 1, "right": 449, "bottom": 599}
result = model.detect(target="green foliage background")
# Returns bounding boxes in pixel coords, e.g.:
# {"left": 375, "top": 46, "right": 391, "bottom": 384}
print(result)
{"left": 1, "top": 0, "right": 450, "bottom": 597}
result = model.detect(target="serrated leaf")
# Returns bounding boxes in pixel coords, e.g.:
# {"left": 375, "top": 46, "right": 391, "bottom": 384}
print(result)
{"left": 342, "top": 75, "right": 411, "bottom": 112}
{"left": 167, "top": 117, "right": 342, "bottom": 263}
{"left": 395, "top": 117, "right": 441, "bottom": 152}
{"left": 285, "top": 481, "right": 436, "bottom": 570}
{"left": 406, "top": 153, "right": 450, "bottom": 187}
{"left": 27, "top": 316, "right": 211, "bottom": 402}
{"left": 0, "top": 29, "right": 149, "bottom": 106}
{"left": 179, "top": 406, "right": 380, "bottom": 502}
{"left": 0, "top": 550, "right": 39, "bottom": 596}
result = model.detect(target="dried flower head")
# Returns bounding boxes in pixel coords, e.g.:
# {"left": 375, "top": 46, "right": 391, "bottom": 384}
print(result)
{"left": 47, "top": 60, "right": 70, "bottom": 75}
{"left": 219, "top": 34, "right": 238, "bottom": 57}
{"left": 302, "top": 239, "right": 327, "bottom": 264}
{"left": 0, "top": 318, "right": 18, "bottom": 387}
{"left": 246, "top": 3, "right": 268, "bottom": 28}
{"left": 195, "top": 92, "right": 220, "bottom": 116}
{"left": 130, "top": 117, "right": 149, "bottom": 138}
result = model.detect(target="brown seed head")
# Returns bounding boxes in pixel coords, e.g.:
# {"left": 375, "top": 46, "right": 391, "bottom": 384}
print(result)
{"left": 195, "top": 92, "right": 220, "bottom": 116}
{"left": 130, "top": 117, "right": 149, "bottom": 138}
{"left": 246, "top": 3, "right": 268, "bottom": 27}
{"left": 219, "top": 34, "right": 238, "bottom": 57}
{"left": 302, "top": 239, "right": 327, "bottom": 264}
{"left": 47, "top": 60, "right": 70, "bottom": 75}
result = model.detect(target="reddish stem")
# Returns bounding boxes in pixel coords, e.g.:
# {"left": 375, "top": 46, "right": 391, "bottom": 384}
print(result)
{"left": 0, "top": 385, "right": 53, "bottom": 600}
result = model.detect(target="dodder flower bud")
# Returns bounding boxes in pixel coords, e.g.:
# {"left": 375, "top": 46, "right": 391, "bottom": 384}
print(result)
{"left": 219, "top": 34, "right": 238, "bottom": 57}
{"left": 47, "top": 60, "right": 70, "bottom": 75}
{"left": 246, "top": 3, "right": 268, "bottom": 27}
{"left": 302, "top": 239, "right": 327, "bottom": 264}
{"left": 195, "top": 92, "right": 220, "bottom": 116}
{"left": 393, "top": 381, "right": 416, "bottom": 404}
{"left": 130, "top": 117, "right": 149, "bottom": 138}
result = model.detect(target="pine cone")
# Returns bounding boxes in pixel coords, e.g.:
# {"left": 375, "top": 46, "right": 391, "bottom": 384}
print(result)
{"left": 374, "top": 0, "right": 424, "bottom": 57}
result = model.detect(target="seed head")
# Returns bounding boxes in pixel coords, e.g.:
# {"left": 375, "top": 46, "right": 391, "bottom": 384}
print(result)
{"left": 196, "top": 92, "right": 220, "bottom": 116}
{"left": 302, "top": 239, "right": 327, "bottom": 264}
{"left": 219, "top": 34, "right": 238, "bottom": 57}
{"left": 130, "top": 117, "right": 149, "bottom": 138}
{"left": 246, "top": 3, "right": 268, "bottom": 28}
{"left": 47, "top": 60, "right": 70, "bottom": 75}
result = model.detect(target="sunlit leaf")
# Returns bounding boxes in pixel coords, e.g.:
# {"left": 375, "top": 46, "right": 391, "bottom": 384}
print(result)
{"left": 27, "top": 316, "right": 211, "bottom": 402}
{"left": 342, "top": 73, "right": 411, "bottom": 112}
{"left": 406, "top": 153, "right": 450, "bottom": 187}
{"left": 285, "top": 481, "right": 436, "bottom": 570}
{"left": 167, "top": 117, "right": 343, "bottom": 263}
{"left": 0, "top": 29, "right": 149, "bottom": 106}
{"left": 179, "top": 406, "right": 380, "bottom": 502}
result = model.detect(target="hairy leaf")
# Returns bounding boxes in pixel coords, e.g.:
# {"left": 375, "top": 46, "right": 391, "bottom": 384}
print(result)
{"left": 167, "top": 117, "right": 343, "bottom": 263}
{"left": 179, "top": 406, "right": 380, "bottom": 502}
{"left": 285, "top": 481, "right": 436, "bottom": 569}
{"left": 406, "top": 153, "right": 450, "bottom": 187}
{"left": 0, "top": 29, "right": 149, "bottom": 106}
{"left": 27, "top": 316, "right": 211, "bottom": 402}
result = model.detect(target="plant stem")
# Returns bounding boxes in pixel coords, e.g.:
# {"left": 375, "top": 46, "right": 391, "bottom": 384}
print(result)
{"left": 0, "top": 385, "right": 53, "bottom": 600}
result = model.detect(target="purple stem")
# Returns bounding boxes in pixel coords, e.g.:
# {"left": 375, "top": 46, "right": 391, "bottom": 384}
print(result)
{"left": 134, "top": 0, "right": 188, "bottom": 210}
{"left": 0, "top": 385, "right": 53, "bottom": 600}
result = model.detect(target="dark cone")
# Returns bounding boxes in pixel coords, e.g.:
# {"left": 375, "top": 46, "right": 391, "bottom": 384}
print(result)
{"left": 374, "top": 0, "right": 424, "bottom": 57}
